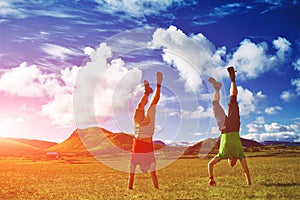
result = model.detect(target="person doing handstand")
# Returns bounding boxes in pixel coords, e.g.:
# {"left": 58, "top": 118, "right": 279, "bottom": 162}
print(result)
{"left": 207, "top": 66, "right": 251, "bottom": 186}
{"left": 128, "top": 72, "right": 163, "bottom": 190}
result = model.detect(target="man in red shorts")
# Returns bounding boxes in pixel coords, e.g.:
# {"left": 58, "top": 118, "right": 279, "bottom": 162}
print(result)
{"left": 128, "top": 72, "right": 163, "bottom": 189}
{"left": 207, "top": 66, "right": 251, "bottom": 186}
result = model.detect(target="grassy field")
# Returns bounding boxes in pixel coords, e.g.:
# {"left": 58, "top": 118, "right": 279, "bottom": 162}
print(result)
{"left": 0, "top": 151, "right": 300, "bottom": 200}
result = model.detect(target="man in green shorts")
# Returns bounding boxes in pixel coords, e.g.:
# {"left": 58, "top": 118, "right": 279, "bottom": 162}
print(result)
{"left": 207, "top": 66, "right": 251, "bottom": 186}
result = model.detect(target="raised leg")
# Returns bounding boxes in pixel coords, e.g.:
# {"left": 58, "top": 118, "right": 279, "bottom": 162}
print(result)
{"left": 149, "top": 72, "right": 163, "bottom": 107}
{"left": 209, "top": 77, "right": 226, "bottom": 131}
{"left": 227, "top": 66, "right": 237, "bottom": 96}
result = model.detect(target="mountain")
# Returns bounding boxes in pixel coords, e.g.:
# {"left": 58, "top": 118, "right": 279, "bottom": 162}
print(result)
{"left": 262, "top": 141, "right": 300, "bottom": 146}
{"left": 183, "top": 137, "right": 263, "bottom": 155}
{"left": 46, "top": 127, "right": 166, "bottom": 154}
{"left": 7, "top": 138, "right": 57, "bottom": 150}
{"left": 0, "top": 138, "right": 44, "bottom": 156}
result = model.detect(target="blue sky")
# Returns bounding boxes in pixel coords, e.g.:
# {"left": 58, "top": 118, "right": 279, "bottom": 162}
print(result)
{"left": 0, "top": 0, "right": 300, "bottom": 144}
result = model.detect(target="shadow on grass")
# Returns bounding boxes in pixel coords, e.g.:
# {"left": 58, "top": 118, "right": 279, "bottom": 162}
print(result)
{"left": 262, "top": 182, "right": 300, "bottom": 187}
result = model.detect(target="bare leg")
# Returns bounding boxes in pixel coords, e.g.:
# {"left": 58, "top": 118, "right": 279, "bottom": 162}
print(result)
{"left": 208, "top": 77, "right": 222, "bottom": 101}
{"left": 209, "top": 77, "right": 226, "bottom": 131}
{"left": 240, "top": 158, "right": 252, "bottom": 185}
{"left": 137, "top": 80, "right": 153, "bottom": 110}
{"left": 227, "top": 66, "right": 238, "bottom": 96}
{"left": 208, "top": 155, "right": 220, "bottom": 186}
{"left": 149, "top": 162, "right": 159, "bottom": 189}
{"left": 128, "top": 163, "right": 137, "bottom": 189}
{"left": 149, "top": 72, "right": 163, "bottom": 107}
{"left": 134, "top": 80, "right": 153, "bottom": 124}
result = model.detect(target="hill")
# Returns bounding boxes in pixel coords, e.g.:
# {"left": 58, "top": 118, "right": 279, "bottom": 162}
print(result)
{"left": 0, "top": 138, "right": 44, "bottom": 156}
{"left": 183, "top": 137, "right": 263, "bottom": 155}
{"left": 46, "top": 127, "right": 166, "bottom": 155}
{"left": 7, "top": 138, "right": 57, "bottom": 150}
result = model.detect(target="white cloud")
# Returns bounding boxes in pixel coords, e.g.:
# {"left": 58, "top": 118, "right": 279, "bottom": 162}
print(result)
{"left": 73, "top": 42, "right": 143, "bottom": 128}
{"left": 280, "top": 90, "right": 297, "bottom": 102}
{"left": 0, "top": 62, "right": 59, "bottom": 97}
{"left": 246, "top": 123, "right": 264, "bottom": 133}
{"left": 293, "top": 58, "right": 300, "bottom": 72}
{"left": 265, "top": 106, "right": 282, "bottom": 115}
{"left": 273, "top": 37, "right": 292, "bottom": 60}
{"left": 264, "top": 122, "right": 298, "bottom": 133}
{"left": 190, "top": 132, "right": 203, "bottom": 136}
{"left": 255, "top": 116, "right": 265, "bottom": 124}
{"left": 149, "top": 25, "right": 225, "bottom": 92}
{"left": 280, "top": 58, "right": 300, "bottom": 102}
{"left": 0, "top": 61, "right": 81, "bottom": 127}
{"left": 243, "top": 131, "right": 299, "bottom": 142}
{"left": 291, "top": 78, "right": 300, "bottom": 95}
{"left": 244, "top": 120, "right": 300, "bottom": 142}
{"left": 209, "top": 126, "right": 221, "bottom": 135}
{"left": 94, "top": 58, "right": 142, "bottom": 118}
{"left": 95, "top": 0, "right": 188, "bottom": 18}
{"left": 0, "top": 1, "right": 26, "bottom": 18}
{"left": 149, "top": 26, "right": 291, "bottom": 93}
{"left": 39, "top": 66, "right": 80, "bottom": 126}
{"left": 228, "top": 37, "right": 291, "bottom": 80}
{"left": 181, "top": 105, "right": 212, "bottom": 119}
{"left": 41, "top": 43, "right": 82, "bottom": 61}
{"left": 41, "top": 93, "right": 74, "bottom": 127}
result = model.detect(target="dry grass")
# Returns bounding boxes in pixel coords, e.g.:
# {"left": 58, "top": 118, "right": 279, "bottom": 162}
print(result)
{"left": 0, "top": 152, "right": 299, "bottom": 199}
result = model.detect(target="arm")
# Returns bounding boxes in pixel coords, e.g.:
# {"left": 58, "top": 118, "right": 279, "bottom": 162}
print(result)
{"left": 240, "top": 158, "right": 252, "bottom": 185}
{"left": 207, "top": 155, "right": 220, "bottom": 185}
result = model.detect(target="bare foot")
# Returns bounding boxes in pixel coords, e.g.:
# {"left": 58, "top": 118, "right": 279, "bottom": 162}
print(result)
{"left": 227, "top": 66, "right": 236, "bottom": 82}
{"left": 156, "top": 72, "right": 163, "bottom": 85}
{"left": 208, "top": 77, "right": 222, "bottom": 90}
{"left": 144, "top": 80, "right": 153, "bottom": 94}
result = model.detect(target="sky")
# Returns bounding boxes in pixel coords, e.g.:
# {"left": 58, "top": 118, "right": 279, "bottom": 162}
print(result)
{"left": 0, "top": 0, "right": 300, "bottom": 144}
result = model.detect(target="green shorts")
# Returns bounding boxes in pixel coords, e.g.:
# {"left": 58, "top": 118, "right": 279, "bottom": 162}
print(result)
{"left": 217, "top": 132, "right": 245, "bottom": 160}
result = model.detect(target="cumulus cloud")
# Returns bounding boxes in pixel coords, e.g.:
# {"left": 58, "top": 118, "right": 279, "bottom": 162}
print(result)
{"left": 246, "top": 116, "right": 265, "bottom": 133}
{"left": 228, "top": 37, "right": 291, "bottom": 80}
{"left": 237, "top": 86, "right": 266, "bottom": 116}
{"left": 41, "top": 93, "right": 74, "bottom": 127}
{"left": 73, "top": 43, "right": 142, "bottom": 128}
{"left": 149, "top": 25, "right": 225, "bottom": 92}
{"left": 244, "top": 120, "right": 300, "bottom": 142}
{"left": 181, "top": 105, "right": 212, "bottom": 119}
{"left": 0, "top": 61, "right": 81, "bottom": 126}
{"left": 293, "top": 58, "right": 300, "bottom": 72}
{"left": 0, "top": 62, "right": 59, "bottom": 97}
{"left": 265, "top": 106, "right": 282, "bottom": 115}
{"left": 280, "top": 90, "right": 297, "bottom": 102}
{"left": 149, "top": 26, "right": 291, "bottom": 93}
{"left": 243, "top": 132, "right": 299, "bottom": 142}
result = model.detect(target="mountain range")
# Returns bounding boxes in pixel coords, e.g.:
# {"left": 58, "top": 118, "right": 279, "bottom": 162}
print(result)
{"left": 0, "top": 127, "right": 298, "bottom": 157}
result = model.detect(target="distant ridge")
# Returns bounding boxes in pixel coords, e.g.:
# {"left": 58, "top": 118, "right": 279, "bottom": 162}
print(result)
{"left": 7, "top": 138, "right": 57, "bottom": 150}
{"left": 0, "top": 138, "right": 44, "bottom": 156}
{"left": 262, "top": 141, "right": 300, "bottom": 146}
{"left": 183, "top": 137, "right": 263, "bottom": 155}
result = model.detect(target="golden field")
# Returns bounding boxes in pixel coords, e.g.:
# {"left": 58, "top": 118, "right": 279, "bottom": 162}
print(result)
{"left": 0, "top": 147, "right": 299, "bottom": 200}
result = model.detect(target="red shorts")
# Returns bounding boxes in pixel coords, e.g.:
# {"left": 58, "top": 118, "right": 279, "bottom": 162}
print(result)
{"left": 130, "top": 138, "right": 156, "bottom": 173}
{"left": 132, "top": 138, "right": 154, "bottom": 153}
